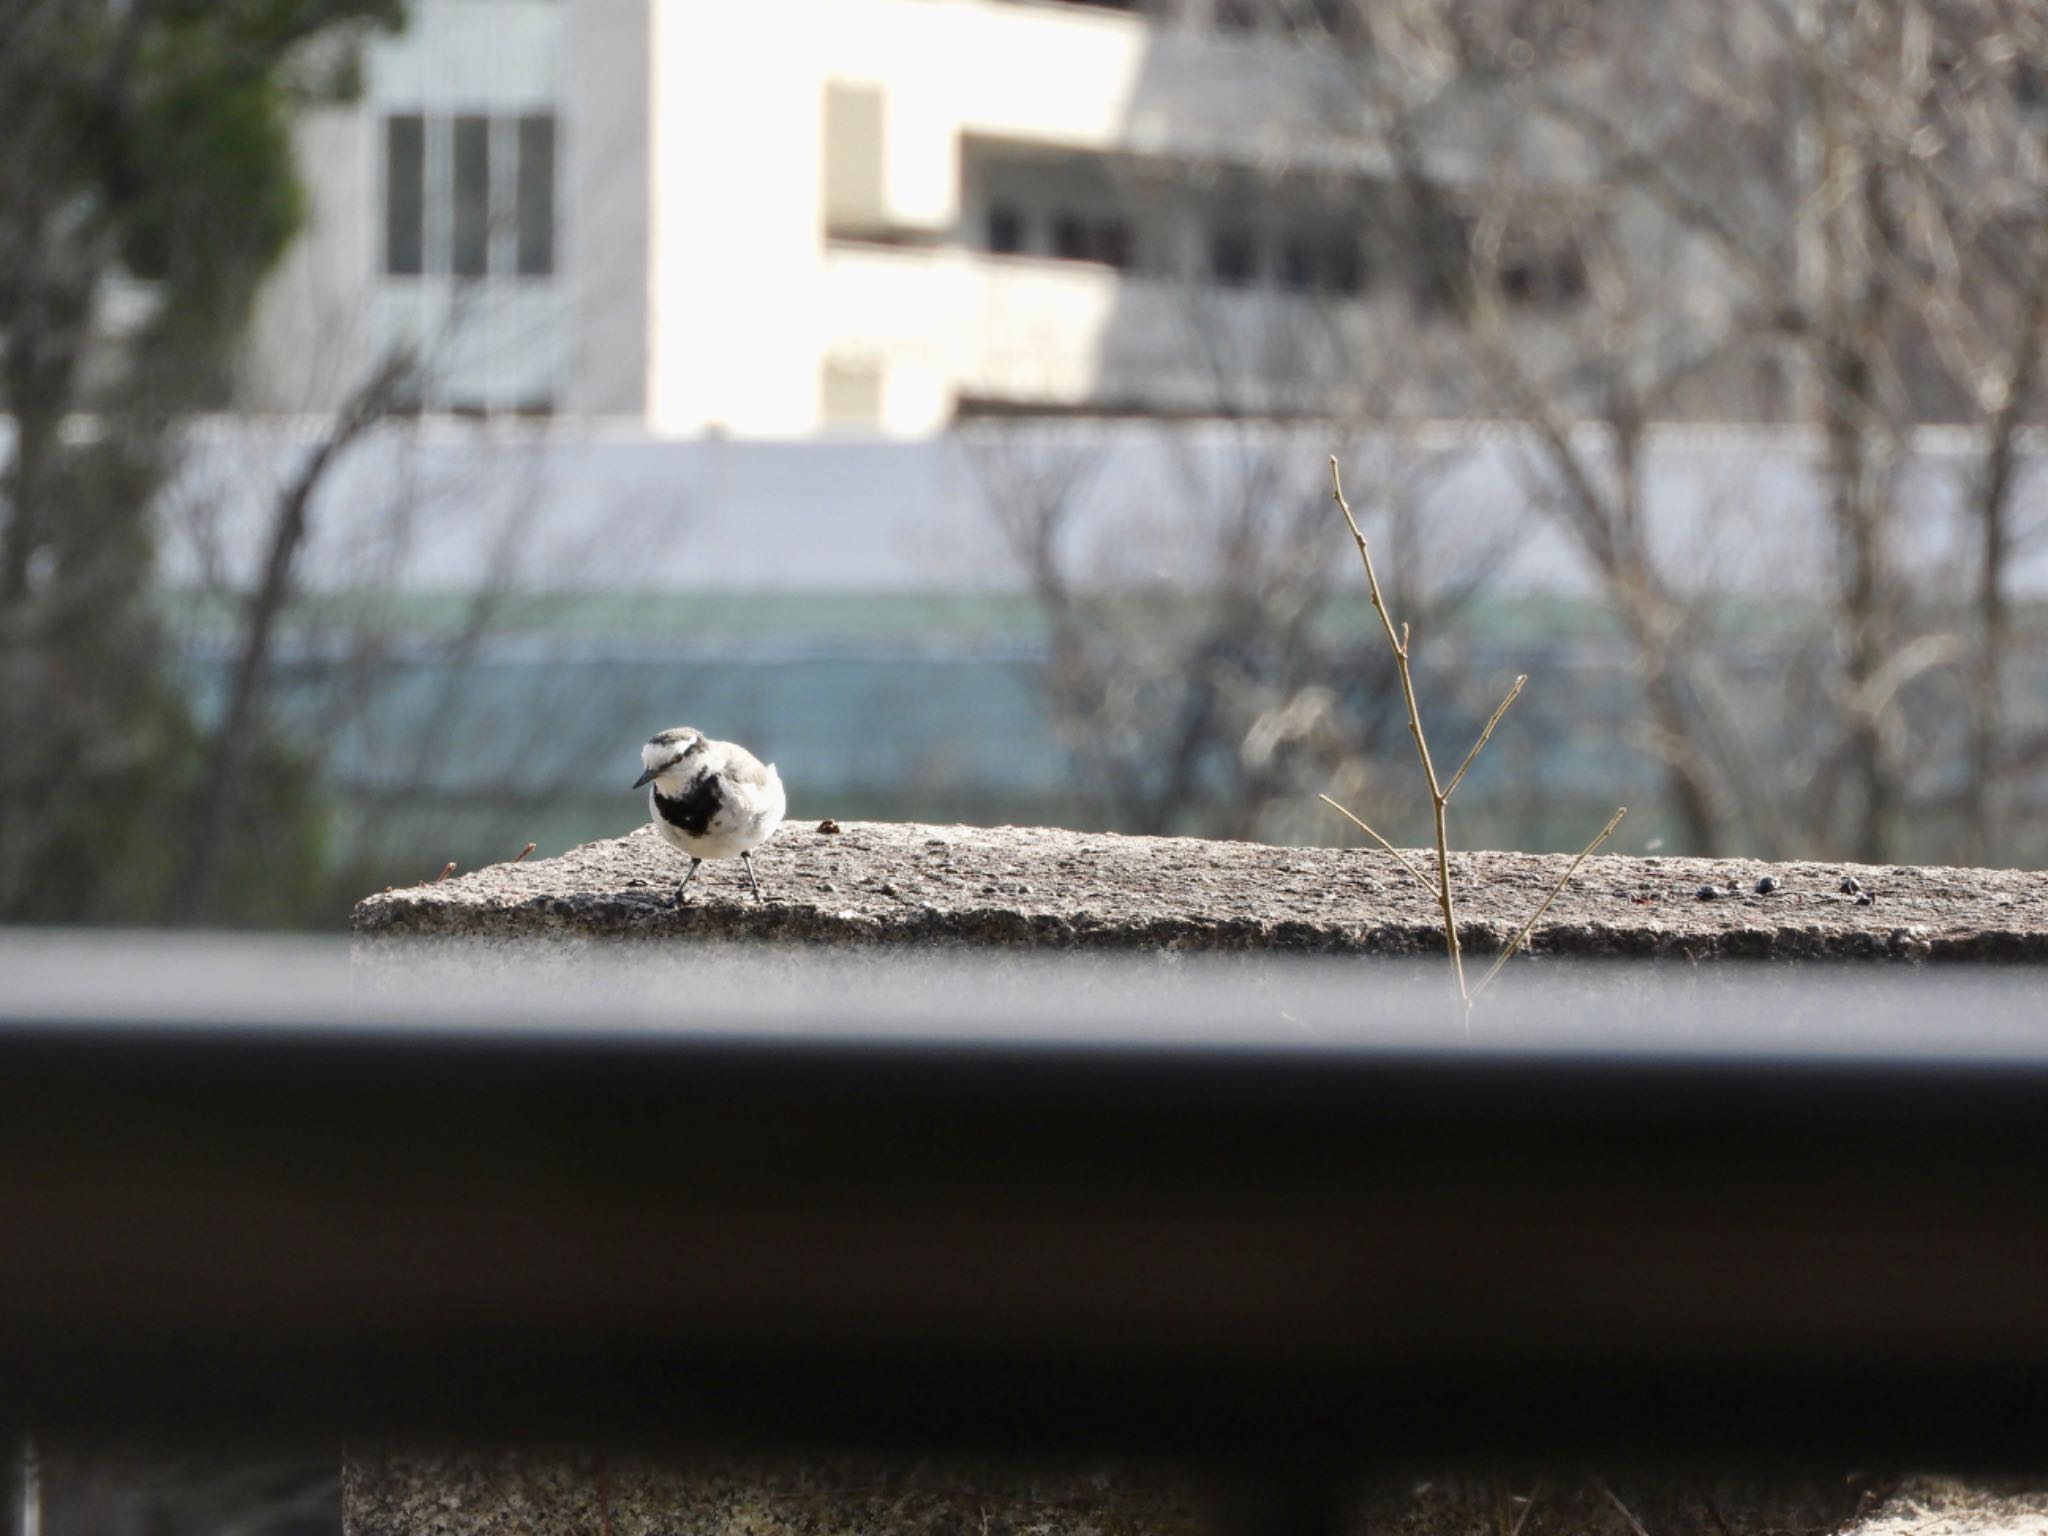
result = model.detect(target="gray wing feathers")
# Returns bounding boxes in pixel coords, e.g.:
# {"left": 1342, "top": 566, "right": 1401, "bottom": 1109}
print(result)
{"left": 721, "top": 745, "right": 775, "bottom": 789}
{"left": 708, "top": 746, "right": 784, "bottom": 841}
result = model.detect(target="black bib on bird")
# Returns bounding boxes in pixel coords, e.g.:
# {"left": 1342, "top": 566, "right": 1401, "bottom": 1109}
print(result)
{"left": 653, "top": 774, "right": 723, "bottom": 839}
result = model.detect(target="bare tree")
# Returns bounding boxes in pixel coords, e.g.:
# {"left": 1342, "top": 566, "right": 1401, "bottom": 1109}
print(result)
{"left": 168, "top": 347, "right": 417, "bottom": 920}
{"left": 149, "top": 380, "right": 692, "bottom": 921}
{"left": 1302, "top": 0, "right": 2048, "bottom": 864}
{"left": 969, "top": 418, "right": 1508, "bottom": 845}
{"left": 966, "top": 128, "right": 1521, "bottom": 850}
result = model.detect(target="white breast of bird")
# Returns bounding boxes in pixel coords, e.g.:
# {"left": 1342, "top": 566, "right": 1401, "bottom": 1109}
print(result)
{"left": 648, "top": 737, "right": 788, "bottom": 861}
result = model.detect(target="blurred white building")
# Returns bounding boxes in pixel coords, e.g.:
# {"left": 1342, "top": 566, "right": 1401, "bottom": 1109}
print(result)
{"left": 246, "top": 0, "right": 1586, "bottom": 437}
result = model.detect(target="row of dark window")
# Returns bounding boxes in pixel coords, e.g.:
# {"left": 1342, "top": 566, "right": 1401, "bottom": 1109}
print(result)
{"left": 385, "top": 112, "right": 557, "bottom": 279}
{"left": 982, "top": 202, "right": 1584, "bottom": 306}
{"left": 1209, "top": 227, "right": 1371, "bottom": 294}
{"left": 989, "top": 207, "right": 1136, "bottom": 269}
{"left": 985, "top": 203, "right": 1368, "bottom": 296}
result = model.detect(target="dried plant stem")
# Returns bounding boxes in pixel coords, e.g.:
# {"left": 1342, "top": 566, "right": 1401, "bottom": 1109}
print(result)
{"left": 1330, "top": 456, "right": 1470, "bottom": 1002}
{"left": 1594, "top": 1478, "right": 1652, "bottom": 1536}
{"left": 1318, "top": 794, "right": 1434, "bottom": 896}
{"left": 1327, "top": 453, "right": 1621, "bottom": 1016}
{"left": 1473, "top": 805, "right": 1629, "bottom": 999}
{"left": 1445, "top": 674, "right": 1527, "bottom": 802}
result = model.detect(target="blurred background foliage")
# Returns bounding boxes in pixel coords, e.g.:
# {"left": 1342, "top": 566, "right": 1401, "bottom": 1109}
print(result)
{"left": 0, "top": 0, "right": 402, "bottom": 925}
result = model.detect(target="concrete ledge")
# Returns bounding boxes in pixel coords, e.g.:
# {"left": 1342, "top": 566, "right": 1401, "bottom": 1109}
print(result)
{"left": 344, "top": 1456, "right": 1204, "bottom": 1536}
{"left": 353, "top": 820, "right": 2048, "bottom": 961}
{"left": 342, "top": 1461, "right": 2048, "bottom": 1536}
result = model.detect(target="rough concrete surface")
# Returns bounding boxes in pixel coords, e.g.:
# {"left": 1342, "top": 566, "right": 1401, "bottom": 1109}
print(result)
{"left": 343, "top": 1455, "right": 1202, "bottom": 1536}
{"left": 342, "top": 1460, "right": 2048, "bottom": 1536}
{"left": 1845, "top": 1479, "right": 2048, "bottom": 1536}
{"left": 354, "top": 819, "right": 2048, "bottom": 962}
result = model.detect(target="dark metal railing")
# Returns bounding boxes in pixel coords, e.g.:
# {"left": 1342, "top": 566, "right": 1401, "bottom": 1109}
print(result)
{"left": 3, "top": 938, "right": 2047, "bottom": 1476}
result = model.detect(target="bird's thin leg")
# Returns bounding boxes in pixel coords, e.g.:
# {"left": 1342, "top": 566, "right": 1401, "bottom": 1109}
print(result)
{"left": 741, "top": 851, "right": 763, "bottom": 901}
{"left": 674, "top": 858, "right": 702, "bottom": 903}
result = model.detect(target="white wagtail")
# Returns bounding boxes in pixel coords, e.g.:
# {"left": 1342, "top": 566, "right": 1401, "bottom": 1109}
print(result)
{"left": 633, "top": 726, "right": 787, "bottom": 902}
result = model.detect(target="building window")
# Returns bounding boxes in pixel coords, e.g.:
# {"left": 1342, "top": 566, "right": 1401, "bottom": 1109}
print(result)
{"left": 1326, "top": 239, "right": 1366, "bottom": 295}
{"left": 987, "top": 204, "right": 1028, "bottom": 255}
{"left": 1280, "top": 232, "right": 1367, "bottom": 295}
{"left": 382, "top": 111, "right": 559, "bottom": 280}
{"left": 1279, "top": 239, "right": 1314, "bottom": 292}
{"left": 1050, "top": 212, "right": 1134, "bottom": 269}
{"left": 384, "top": 115, "right": 425, "bottom": 276}
{"left": 451, "top": 115, "right": 491, "bottom": 278}
{"left": 1211, "top": 228, "right": 1258, "bottom": 286}
{"left": 1053, "top": 213, "right": 1092, "bottom": 262}
{"left": 516, "top": 114, "right": 556, "bottom": 275}
{"left": 1494, "top": 238, "right": 1585, "bottom": 306}
{"left": 1414, "top": 206, "right": 1476, "bottom": 313}
{"left": 2018, "top": 61, "right": 2048, "bottom": 112}
{"left": 1095, "top": 218, "right": 1132, "bottom": 269}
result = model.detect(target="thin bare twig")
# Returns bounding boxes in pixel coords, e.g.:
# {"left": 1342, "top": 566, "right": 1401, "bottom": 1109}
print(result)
{"left": 1473, "top": 806, "right": 1629, "bottom": 999}
{"left": 1319, "top": 793, "right": 1435, "bottom": 896}
{"left": 1444, "top": 674, "right": 1528, "bottom": 802}
{"left": 1594, "top": 1477, "right": 1652, "bottom": 1536}
{"left": 1330, "top": 454, "right": 1623, "bottom": 1016}
{"left": 1508, "top": 1477, "right": 1547, "bottom": 1536}
{"left": 1331, "top": 455, "right": 1466, "bottom": 1001}
{"left": 1690, "top": 1483, "right": 1734, "bottom": 1536}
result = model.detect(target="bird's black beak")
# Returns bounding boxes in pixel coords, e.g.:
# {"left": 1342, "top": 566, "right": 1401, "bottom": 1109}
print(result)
{"left": 632, "top": 768, "right": 657, "bottom": 790}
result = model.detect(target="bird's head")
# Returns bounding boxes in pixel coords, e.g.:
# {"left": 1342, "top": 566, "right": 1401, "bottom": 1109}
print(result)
{"left": 632, "top": 726, "right": 706, "bottom": 790}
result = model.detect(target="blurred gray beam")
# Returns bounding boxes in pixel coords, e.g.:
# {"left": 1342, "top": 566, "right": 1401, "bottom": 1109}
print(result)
{"left": 3, "top": 946, "right": 2048, "bottom": 1468}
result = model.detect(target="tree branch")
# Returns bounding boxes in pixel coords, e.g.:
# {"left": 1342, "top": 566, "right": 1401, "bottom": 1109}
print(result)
{"left": 168, "top": 347, "right": 415, "bottom": 922}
